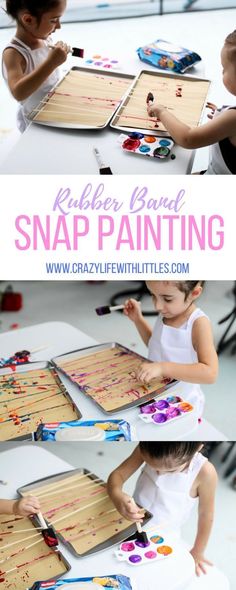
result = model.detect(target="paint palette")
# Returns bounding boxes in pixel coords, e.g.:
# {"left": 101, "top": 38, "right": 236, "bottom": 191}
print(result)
{"left": 85, "top": 55, "right": 121, "bottom": 70}
{"left": 52, "top": 343, "right": 175, "bottom": 414}
{"left": 119, "top": 133, "right": 174, "bottom": 160}
{"left": 18, "top": 468, "right": 152, "bottom": 557}
{"left": 139, "top": 395, "right": 194, "bottom": 426}
{"left": 0, "top": 361, "right": 82, "bottom": 441}
{"left": 115, "top": 531, "right": 173, "bottom": 566}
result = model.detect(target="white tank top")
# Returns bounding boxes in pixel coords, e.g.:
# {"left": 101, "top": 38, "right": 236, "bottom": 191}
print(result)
{"left": 205, "top": 106, "right": 236, "bottom": 175}
{"left": 134, "top": 451, "right": 207, "bottom": 532}
{"left": 148, "top": 307, "right": 207, "bottom": 415}
{"left": 2, "top": 37, "right": 60, "bottom": 132}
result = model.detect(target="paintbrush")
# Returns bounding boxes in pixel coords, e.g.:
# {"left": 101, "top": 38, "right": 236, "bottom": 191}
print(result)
{"left": 129, "top": 498, "right": 149, "bottom": 545}
{"left": 93, "top": 147, "right": 113, "bottom": 174}
{"left": 146, "top": 91, "right": 154, "bottom": 106}
{"left": 95, "top": 304, "right": 124, "bottom": 316}
{"left": 36, "top": 511, "right": 58, "bottom": 547}
{"left": 48, "top": 44, "right": 84, "bottom": 58}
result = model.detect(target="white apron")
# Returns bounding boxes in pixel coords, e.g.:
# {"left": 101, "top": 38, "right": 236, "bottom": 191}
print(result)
{"left": 205, "top": 107, "right": 236, "bottom": 175}
{"left": 134, "top": 452, "right": 207, "bottom": 533}
{"left": 148, "top": 307, "right": 207, "bottom": 416}
{"left": 2, "top": 37, "right": 60, "bottom": 132}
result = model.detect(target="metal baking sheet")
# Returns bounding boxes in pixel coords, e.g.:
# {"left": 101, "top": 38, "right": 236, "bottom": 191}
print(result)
{"left": 0, "top": 361, "right": 82, "bottom": 441}
{"left": 51, "top": 342, "right": 176, "bottom": 414}
{"left": 28, "top": 66, "right": 134, "bottom": 129}
{"left": 18, "top": 468, "right": 152, "bottom": 558}
{"left": 110, "top": 69, "right": 210, "bottom": 136}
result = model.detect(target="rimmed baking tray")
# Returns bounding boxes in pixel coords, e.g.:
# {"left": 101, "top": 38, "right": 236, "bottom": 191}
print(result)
{"left": 0, "top": 511, "right": 71, "bottom": 590}
{"left": 110, "top": 69, "right": 210, "bottom": 136}
{"left": 51, "top": 342, "right": 175, "bottom": 414}
{"left": 18, "top": 468, "right": 152, "bottom": 558}
{"left": 0, "top": 361, "right": 82, "bottom": 441}
{"left": 28, "top": 66, "right": 134, "bottom": 129}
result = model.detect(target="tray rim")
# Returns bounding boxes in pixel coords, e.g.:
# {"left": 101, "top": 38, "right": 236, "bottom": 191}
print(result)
{"left": 18, "top": 467, "right": 153, "bottom": 558}
{"left": 51, "top": 342, "right": 176, "bottom": 414}
{"left": 28, "top": 66, "right": 135, "bottom": 130}
{"left": 0, "top": 360, "right": 82, "bottom": 442}
{"left": 110, "top": 68, "right": 211, "bottom": 136}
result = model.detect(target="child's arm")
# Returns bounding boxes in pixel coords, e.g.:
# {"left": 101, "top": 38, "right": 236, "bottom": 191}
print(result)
{"left": 0, "top": 496, "right": 40, "bottom": 516}
{"left": 107, "top": 445, "right": 145, "bottom": 521}
{"left": 190, "top": 461, "right": 218, "bottom": 576}
{"left": 123, "top": 299, "right": 153, "bottom": 346}
{"left": 3, "top": 42, "right": 70, "bottom": 101}
{"left": 147, "top": 102, "right": 236, "bottom": 149}
{"left": 136, "top": 316, "right": 218, "bottom": 384}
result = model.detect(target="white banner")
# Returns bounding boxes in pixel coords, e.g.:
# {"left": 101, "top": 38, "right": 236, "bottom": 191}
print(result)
{"left": 0, "top": 175, "right": 234, "bottom": 280}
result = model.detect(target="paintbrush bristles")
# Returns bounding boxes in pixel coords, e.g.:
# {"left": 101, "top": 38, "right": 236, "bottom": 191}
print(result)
{"left": 95, "top": 304, "right": 124, "bottom": 316}
{"left": 72, "top": 47, "right": 84, "bottom": 58}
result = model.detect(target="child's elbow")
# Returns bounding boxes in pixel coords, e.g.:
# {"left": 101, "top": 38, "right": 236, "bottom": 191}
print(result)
{"left": 180, "top": 130, "right": 201, "bottom": 150}
{"left": 205, "top": 366, "right": 218, "bottom": 384}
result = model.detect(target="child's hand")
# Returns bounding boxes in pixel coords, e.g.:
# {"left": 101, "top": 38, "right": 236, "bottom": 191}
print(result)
{"left": 47, "top": 41, "right": 71, "bottom": 67}
{"left": 13, "top": 496, "right": 41, "bottom": 517}
{"left": 114, "top": 493, "right": 145, "bottom": 522}
{"left": 147, "top": 102, "right": 166, "bottom": 118}
{"left": 206, "top": 102, "right": 218, "bottom": 119}
{"left": 123, "top": 299, "right": 142, "bottom": 323}
{"left": 190, "top": 549, "right": 213, "bottom": 576}
{"left": 136, "top": 361, "right": 164, "bottom": 383}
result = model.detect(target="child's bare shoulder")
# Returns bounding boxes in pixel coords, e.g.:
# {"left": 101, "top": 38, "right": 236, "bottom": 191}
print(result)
{"left": 198, "top": 460, "right": 218, "bottom": 487}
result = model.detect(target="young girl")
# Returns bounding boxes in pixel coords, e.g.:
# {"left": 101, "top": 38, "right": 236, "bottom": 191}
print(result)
{"left": 0, "top": 496, "right": 40, "bottom": 516}
{"left": 107, "top": 442, "right": 217, "bottom": 577}
{"left": 124, "top": 281, "right": 218, "bottom": 415}
{"left": 147, "top": 31, "right": 236, "bottom": 174}
{"left": 2, "top": 0, "right": 71, "bottom": 132}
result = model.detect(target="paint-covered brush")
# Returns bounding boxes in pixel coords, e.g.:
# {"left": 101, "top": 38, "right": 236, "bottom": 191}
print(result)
{"left": 48, "top": 45, "right": 84, "bottom": 58}
{"left": 146, "top": 92, "right": 154, "bottom": 106}
{"left": 95, "top": 304, "right": 124, "bottom": 316}
{"left": 37, "top": 512, "right": 58, "bottom": 547}
{"left": 129, "top": 498, "right": 149, "bottom": 545}
{"left": 93, "top": 147, "right": 113, "bottom": 175}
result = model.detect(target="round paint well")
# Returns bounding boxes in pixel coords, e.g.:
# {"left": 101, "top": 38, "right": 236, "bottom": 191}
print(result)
{"left": 144, "top": 136, "right": 156, "bottom": 143}
{"left": 139, "top": 145, "right": 151, "bottom": 153}
{"left": 178, "top": 402, "right": 193, "bottom": 412}
{"left": 111, "top": 60, "right": 119, "bottom": 64}
{"left": 157, "top": 545, "right": 173, "bottom": 556}
{"left": 104, "top": 64, "right": 112, "bottom": 68}
{"left": 135, "top": 539, "right": 150, "bottom": 548}
{"left": 166, "top": 407, "right": 181, "bottom": 418}
{"left": 85, "top": 59, "right": 93, "bottom": 64}
{"left": 166, "top": 396, "right": 182, "bottom": 404}
{"left": 123, "top": 138, "right": 141, "bottom": 151}
{"left": 155, "top": 400, "right": 169, "bottom": 410}
{"left": 129, "top": 554, "right": 142, "bottom": 563}
{"left": 152, "top": 413, "right": 167, "bottom": 424}
{"left": 150, "top": 535, "right": 164, "bottom": 544}
{"left": 144, "top": 550, "right": 156, "bottom": 559}
{"left": 121, "top": 542, "right": 135, "bottom": 552}
{"left": 94, "top": 61, "right": 103, "bottom": 66}
{"left": 153, "top": 146, "right": 170, "bottom": 159}
{"left": 159, "top": 139, "right": 171, "bottom": 146}
{"left": 140, "top": 403, "right": 157, "bottom": 414}
{"left": 129, "top": 132, "right": 144, "bottom": 139}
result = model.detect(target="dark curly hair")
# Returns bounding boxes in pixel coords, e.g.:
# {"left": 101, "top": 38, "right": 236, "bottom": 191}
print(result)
{"left": 6, "top": 0, "right": 61, "bottom": 21}
{"left": 175, "top": 280, "right": 205, "bottom": 300}
{"left": 139, "top": 442, "right": 204, "bottom": 466}
{"left": 224, "top": 30, "right": 236, "bottom": 61}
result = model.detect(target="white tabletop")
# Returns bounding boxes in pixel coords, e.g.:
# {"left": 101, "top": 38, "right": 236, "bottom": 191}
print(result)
{"left": 0, "top": 15, "right": 208, "bottom": 175}
{"left": 0, "top": 321, "right": 227, "bottom": 441}
{"left": 0, "top": 444, "right": 196, "bottom": 590}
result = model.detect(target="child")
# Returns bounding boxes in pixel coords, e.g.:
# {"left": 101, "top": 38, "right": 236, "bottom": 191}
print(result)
{"left": 2, "top": 0, "right": 71, "bottom": 132}
{"left": 107, "top": 442, "right": 217, "bottom": 577}
{"left": 147, "top": 31, "right": 236, "bottom": 174}
{"left": 0, "top": 495, "right": 40, "bottom": 516}
{"left": 124, "top": 281, "right": 218, "bottom": 415}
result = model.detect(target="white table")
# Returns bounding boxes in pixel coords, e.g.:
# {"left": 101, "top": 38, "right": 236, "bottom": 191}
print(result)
{"left": 0, "top": 15, "right": 208, "bottom": 175}
{"left": 0, "top": 444, "right": 196, "bottom": 590}
{"left": 0, "top": 321, "right": 228, "bottom": 441}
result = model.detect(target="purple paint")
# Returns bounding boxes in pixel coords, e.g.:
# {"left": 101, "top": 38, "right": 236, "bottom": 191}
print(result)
{"left": 155, "top": 400, "right": 169, "bottom": 410}
{"left": 140, "top": 403, "right": 157, "bottom": 414}
{"left": 121, "top": 542, "right": 135, "bottom": 552}
{"left": 153, "top": 413, "right": 167, "bottom": 423}
{"left": 129, "top": 554, "right": 142, "bottom": 563}
{"left": 144, "top": 550, "right": 156, "bottom": 559}
{"left": 166, "top": 407, "right": 181, "bottom": 418}
{"left": 135, "top": 540, "right": 150, "bottom": 548}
